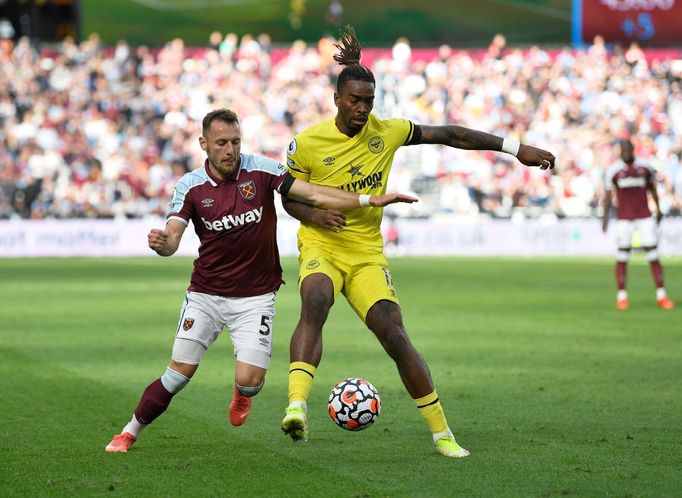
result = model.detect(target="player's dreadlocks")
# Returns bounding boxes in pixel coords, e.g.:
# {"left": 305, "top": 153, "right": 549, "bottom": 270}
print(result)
{"left": 333, "top": 25, "right": 375, "bottom": 91}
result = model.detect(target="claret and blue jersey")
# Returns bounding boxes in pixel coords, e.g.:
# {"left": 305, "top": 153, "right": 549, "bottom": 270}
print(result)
{"left": 167, "top": 153, "right": 289, "bottom": 297}
{"left": 605, "top": 159, "right": 655, "bottom": 220}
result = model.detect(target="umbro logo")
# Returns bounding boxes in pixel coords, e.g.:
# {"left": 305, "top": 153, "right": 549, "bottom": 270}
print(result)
{"left": 202, "top": 198, "right": 215, "bottom": 207}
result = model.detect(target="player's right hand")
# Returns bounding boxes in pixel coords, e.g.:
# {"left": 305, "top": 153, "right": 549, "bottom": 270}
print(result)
{"left": 148, "top": 228, "right": 169, "bottom": 252}
{"left": 517, "top": 145, "right": 556, "bottom": 170}
{"left": 312, "top": 209, "right": 347, "bottom": 232}
{"left": 370, "top": 193, "right": 419, "bottom": 207}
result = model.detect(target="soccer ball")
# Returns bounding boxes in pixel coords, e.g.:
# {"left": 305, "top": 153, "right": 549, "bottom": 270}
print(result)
{"left": 327, "top": 377, "right": 381, "bottom": 431}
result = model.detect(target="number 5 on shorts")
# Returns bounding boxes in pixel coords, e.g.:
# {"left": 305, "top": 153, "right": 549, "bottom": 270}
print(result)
{"left": 259, "top": 316, "right": 272, "bottom": 336}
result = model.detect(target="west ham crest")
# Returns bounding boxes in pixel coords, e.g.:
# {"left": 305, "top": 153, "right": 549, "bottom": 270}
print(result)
{"left": 182, "top": 318, "right": 194, "bottom": 331}
{"left": 238, "top": 180, "right": 256, "bottom": 200}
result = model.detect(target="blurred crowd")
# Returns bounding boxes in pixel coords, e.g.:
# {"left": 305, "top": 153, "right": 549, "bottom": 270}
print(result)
{"left": 0, "top": 31, "right": 681, "bottom": 221}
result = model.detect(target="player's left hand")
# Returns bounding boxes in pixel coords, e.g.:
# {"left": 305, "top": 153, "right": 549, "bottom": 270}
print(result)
{"left": 656, "top": 211, "right": 663, "bottom": 224}
{"left": 311, "top": 208, "right": 347, "bottom": 232}
{"left": 517, "top": 145, "right": 556, "bottom": 170}
{"left": 370, "top": 194, "right": 419, "bottom": 207}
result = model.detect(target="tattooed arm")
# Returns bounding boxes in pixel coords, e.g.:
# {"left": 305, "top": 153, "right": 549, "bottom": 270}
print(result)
{"left": 417, "top": 125, "right": 556, "bottom": 170}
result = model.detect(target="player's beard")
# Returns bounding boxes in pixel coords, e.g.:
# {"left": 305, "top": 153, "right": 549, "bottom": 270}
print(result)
{"left": 209, "top": 155, "right": 239, "bottom": 180}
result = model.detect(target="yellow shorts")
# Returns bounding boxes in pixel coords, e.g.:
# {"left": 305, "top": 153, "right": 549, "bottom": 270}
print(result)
{"left": 298, "top": 244, "right": 400, "bottom": 322}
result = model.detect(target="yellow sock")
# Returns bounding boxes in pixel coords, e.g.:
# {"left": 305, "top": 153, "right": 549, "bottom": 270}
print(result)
{"left": 414, "top": 390, "right": 448, "bottom": 435}
{"left": 288, "top": 361, "right": 317, "bottom": 405}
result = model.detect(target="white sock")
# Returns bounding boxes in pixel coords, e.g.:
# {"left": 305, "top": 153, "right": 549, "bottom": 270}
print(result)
{"left": 432, "top": 428, "right": 453, "bottom": 443}
{"left": 122, "top": 415, "right": 145, "bottom": 438}
{"left": 656, "top": 288, "right": 667, "bottom": 300}
{"left": 288, "top": 401, "right": 307, "bottom": 412}
{"left": 617, "top": 290, "right": 628, "bottom": 301}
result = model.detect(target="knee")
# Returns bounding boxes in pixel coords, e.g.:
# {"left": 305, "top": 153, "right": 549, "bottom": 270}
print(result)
{"left": 235, "top": 358, "right": 268, "bottom": 390}
{"left": 168, "top": 361, "right": 198, "bottom": 380}
{"left": 367, "top": 300, "right": 404, "bottom": 333}
{"left": 163, "top": 365, "right": 192, "bottom": 393}
{"left": 300, "top": 290, "right": 333, "bottom": 323}
{"left": 643, "top": 247, "right": 659, "bottom": 261}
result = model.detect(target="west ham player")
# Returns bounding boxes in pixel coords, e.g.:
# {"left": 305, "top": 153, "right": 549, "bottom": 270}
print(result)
{"left": 602, "top": 139, "right": 674, "bottom": 311}
{"left": 279, "top": 26, "right": 556, "bottom": 458}
{"left": 105, "top": 108, "right": 417, "bottom": 452}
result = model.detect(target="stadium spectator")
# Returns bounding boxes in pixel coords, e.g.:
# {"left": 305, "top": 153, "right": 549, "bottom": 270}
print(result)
{"left": 208, "top": 30, "right": 222, "bottom": 53}
{"left": 0, "top": 31, "right": 680, "bottom": 221}
{"left": 602, "top": 139, "right": 675, "bottom": 310}
{"left": 104, "top": 107, "right": 417, "bottom": 452}
{"left": 278, "top": 26, "right": 555, "bottom": 458}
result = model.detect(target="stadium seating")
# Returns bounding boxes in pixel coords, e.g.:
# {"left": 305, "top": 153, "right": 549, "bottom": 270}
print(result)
{"left": 0, "top": 34, "right": 680, "bottom": 220}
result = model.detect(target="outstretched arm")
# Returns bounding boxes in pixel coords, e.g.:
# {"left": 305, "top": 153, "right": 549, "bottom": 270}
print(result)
{"left": 417, "top": 125, "right": 555, "bottom": 170}
{"left": 281, "top": 178, "right": 417, "bottom": 232}
{"left": 286, "top": 177, "right": 418, "bottom": 210}
{"left": 148, "top": 219, "right": 187, "bottom": 256}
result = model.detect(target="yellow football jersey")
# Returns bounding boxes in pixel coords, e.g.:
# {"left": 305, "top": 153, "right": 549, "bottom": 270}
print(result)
{"left": 286, "top": 114, "right": 416, "bottom": 250}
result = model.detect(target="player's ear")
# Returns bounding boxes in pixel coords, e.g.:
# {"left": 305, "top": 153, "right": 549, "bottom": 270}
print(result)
{"left": 199, "top": 135, "right": 207, "bottom": 151}
{"left": 333, "top": 92, "right": 340, "bottom": 108}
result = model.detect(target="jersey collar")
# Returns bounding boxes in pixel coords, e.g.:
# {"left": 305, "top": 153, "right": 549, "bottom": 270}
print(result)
{"left": 331, "top": 116, "right": 369, "bottom": 141}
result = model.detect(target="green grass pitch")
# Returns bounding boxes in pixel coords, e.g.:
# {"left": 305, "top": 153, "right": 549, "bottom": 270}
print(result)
{"left": 1, "top": 256, "right": 681, "bottom": 497}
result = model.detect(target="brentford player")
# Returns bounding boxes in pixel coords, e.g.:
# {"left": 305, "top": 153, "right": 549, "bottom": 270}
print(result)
{"left": 104, "top": 108, "right": 417, "bottom": 453}
{"left": 602, "top": 139, "right": 674, "bottom": 311}
{"left": 279, "top": 25, "right": 556, "bottom": 459}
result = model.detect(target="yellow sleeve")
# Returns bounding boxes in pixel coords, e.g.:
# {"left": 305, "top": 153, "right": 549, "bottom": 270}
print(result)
{"left": 285, "top": 137, "right": 310, "bottom": 181}
{"left": 387, "top": 118, "right": 416, "bottom": 148}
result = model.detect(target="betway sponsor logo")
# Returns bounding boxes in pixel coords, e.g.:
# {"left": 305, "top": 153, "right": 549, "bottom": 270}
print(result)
{"left": 342, "top": 172, "right": 383, "bottom": 192}
{"left": 617, "top": 177, "right": 646, "bottom": 189}
{"left": 202, "top": 206, "right": 263, "bottom": 231}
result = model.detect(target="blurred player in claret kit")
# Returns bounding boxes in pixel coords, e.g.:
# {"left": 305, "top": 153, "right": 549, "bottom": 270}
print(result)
{"left": 104, "top": 108, "right": 417, "bottom": 452}
{"left": 279, "top": 25, "right": 556, "bottom": 458}
{"left": 602, "top": 139, "right": 674, "bottom": 311}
